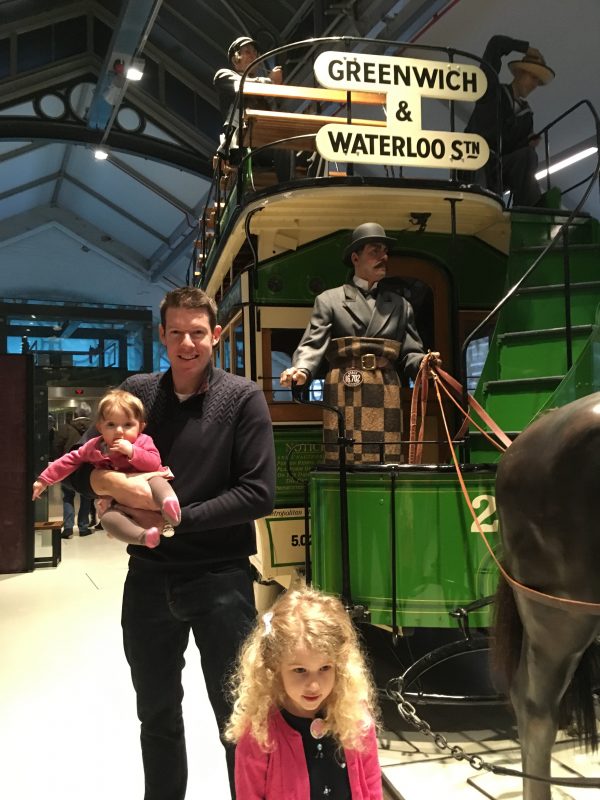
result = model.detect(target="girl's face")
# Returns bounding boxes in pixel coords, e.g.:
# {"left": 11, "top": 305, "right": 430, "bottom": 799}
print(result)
{"left": 279, "top": 646, "right": 336, "bottom": 718}
{"left": 97, "top": 409, "right": 142, "bottom": 447}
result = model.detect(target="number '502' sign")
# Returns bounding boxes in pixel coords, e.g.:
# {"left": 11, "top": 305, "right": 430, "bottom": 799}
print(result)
{"left": 291, "top": 534, "right": 311, "bottom": 547}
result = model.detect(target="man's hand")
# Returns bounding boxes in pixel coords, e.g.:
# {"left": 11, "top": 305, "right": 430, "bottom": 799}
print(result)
{"left": 112, "top": 504, "right": 163, "bottom": 531}
{"left": 421, "top": 351, "right": 442, "bottom": 376}
{"left": 280, "top": 367, "right": 308, "bottom": 388}
{"left": 32, "top": 480, "right": 46, "bottom": 500}
{"left": 90, "top": 470, "right": 159, "bottom": 510}
{"left": 110, "top": 439, "right": 134, "bottom": 458}
{"left": 526, "top": 46, "right": 543, "bottom": 61}
{"left": 269, "top": 66, "right": 283, "bottom": 85}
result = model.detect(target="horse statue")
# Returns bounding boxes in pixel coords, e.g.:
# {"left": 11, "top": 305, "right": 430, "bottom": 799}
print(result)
{"left": 493, "top": 392, "right": 600, "bottom": 800}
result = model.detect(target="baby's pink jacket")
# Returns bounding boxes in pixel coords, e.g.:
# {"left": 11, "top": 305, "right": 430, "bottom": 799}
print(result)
{"left": 235, "top": 709, "right": 383, "bottom": 800}
{"left": 38, "top": 433, "right": 164, "bottom": 485}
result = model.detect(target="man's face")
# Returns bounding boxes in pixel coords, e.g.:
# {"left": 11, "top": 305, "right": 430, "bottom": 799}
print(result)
{"left": 352, "top": 241, "right": 389, "bottom": 286}
{"left": 234, "top": 43, "right": 259, "bottom": 75}
{"left": 513, "top": 71, "right": 541, "bottom": 98}
{"left": 159, "top": 307, "right": 221, "bottom": 388}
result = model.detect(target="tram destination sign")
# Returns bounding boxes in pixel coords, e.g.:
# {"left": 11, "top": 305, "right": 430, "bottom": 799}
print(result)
{"left": 313, "top": 51, "right": 489, "bottom": 170}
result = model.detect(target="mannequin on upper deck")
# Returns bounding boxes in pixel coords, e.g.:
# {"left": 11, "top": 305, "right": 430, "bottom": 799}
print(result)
{"left": 465, "top": 35, "right": 556, "bottom": 207}
{"left": 213, "top": 35, "right": 293, "bottom": 183}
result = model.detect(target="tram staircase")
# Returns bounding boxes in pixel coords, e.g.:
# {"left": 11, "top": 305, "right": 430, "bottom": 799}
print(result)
{"left": 468, "top": 209, "right": 600, "bottom": 464}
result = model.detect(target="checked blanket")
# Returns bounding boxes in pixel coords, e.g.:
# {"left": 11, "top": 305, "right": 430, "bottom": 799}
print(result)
{"left": 323, "top": 337, "right": 402, "bottom": 464}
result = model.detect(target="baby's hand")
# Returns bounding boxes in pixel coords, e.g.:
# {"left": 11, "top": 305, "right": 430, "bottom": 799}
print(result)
{"left": 32, "top": 480, "right": 46, "bottom": 500}
{"left": 110, "top": 439, "right": 134, "bottom": 458}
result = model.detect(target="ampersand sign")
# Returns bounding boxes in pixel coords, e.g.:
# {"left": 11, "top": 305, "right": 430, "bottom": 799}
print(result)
{"left": 395, "top": 100, "right": 412, "bottom": 122}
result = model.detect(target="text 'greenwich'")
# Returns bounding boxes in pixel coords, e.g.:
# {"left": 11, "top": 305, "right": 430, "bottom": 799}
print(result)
{"left": 314, "top": 51, "right": 487, "bottom": 101}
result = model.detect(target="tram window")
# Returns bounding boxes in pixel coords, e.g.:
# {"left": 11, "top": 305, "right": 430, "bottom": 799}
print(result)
{"left": 269, "top": 328, "right": 302, "bottom": 401}
{"left": 267, "top": 328, "right": 324, "bottom": 402}
{"left": 308, "top": 380, "right": 324, "bottom": 401}
{"left": 466, "top": 335, "right": 490, "bottom": 391}
{"left": 233, "top": 321, "right": 244, "bottom": 375}
{"left": 158, "top": 344, "right": 169, "bottom": 371}
{"left": 214, "top": 346, "right": 221, "bottom": 368}
{"left": 222, "top": 332, "right": 231, "bottom": 372}
{"left": 272, "top": 349, "right": 292, "bottom": 401}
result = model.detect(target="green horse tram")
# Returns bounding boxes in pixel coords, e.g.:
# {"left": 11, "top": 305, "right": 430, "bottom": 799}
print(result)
{"left": 197, "top": 37, "right": 600, "bottom": 707}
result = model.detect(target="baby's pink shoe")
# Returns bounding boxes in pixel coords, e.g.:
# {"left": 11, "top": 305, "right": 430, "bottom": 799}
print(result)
{"left": 144, "top": 527, "right": 160, "bottom": 548}
{"left": 162, "top": 496, "right": 181, "bottom": 525}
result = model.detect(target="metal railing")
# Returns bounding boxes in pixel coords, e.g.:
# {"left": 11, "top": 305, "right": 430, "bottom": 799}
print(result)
{"left": 197, "top": 35, "right": 504, "bottom": 282}
{"left": 461, "top": 99, "right": 600, "bottom": 450}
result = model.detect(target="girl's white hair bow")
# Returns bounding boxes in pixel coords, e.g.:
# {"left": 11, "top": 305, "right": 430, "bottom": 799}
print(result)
{"left": 262, "top": 611, "right": 274, "bottom": 636}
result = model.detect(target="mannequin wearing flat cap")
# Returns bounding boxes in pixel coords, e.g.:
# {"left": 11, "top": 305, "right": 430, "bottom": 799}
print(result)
{"left": 213, "top": 37, "right": 282, "bottom": 120}
{"left": 213, "top": 36, "right": 293, "bottom": 181}
{"left": 281, "top": 223, "right": 440, "bottom": 463}
{"left": 465, "top": 35, "right": 556, "bottom": 206}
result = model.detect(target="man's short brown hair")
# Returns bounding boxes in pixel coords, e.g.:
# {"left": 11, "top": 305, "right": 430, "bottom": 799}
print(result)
{"left": 160, "top": 287, "right": 218, "bottom": 330}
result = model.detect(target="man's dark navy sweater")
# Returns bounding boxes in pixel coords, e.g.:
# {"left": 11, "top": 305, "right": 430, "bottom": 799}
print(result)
{"left": 74, "top": 367, "right": 276, "bottom": 571}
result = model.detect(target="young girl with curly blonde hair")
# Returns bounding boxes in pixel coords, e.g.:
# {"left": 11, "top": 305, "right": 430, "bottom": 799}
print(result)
{"left": 226, "top": 587, "right": 382, "bottom": 799}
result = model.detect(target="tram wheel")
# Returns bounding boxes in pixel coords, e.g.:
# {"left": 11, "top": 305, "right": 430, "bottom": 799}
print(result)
{"left": 357, "top": 623, "right": 516, "bottom": 735}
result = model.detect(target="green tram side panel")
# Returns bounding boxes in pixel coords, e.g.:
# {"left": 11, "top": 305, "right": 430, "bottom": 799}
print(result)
{"left": 273, "top": 426, "right": 323, "bottom": 507}
{"left": 535, "top": 316, "right": 600, "bottom": 412}
{"left": 256, "top": 233, "right": 349, "bottom": 304}
{"left": 310, "top": 470, "right": 499, "bottom": 629}
{"left": 254, "top": 231, "right": 506, "bottom": 309}
{"left": 509, "top": 213, "right": 599, "bottom": 250}
{"left": 253, "top": 427, "right": 323, "bottom": 582}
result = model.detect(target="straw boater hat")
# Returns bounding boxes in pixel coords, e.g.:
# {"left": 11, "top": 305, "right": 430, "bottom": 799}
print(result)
{"left": 508, "top": 51, "right": 555, "bottom": 85}
{"left": 343, "top": 222, "right": 396, "bottom": 266}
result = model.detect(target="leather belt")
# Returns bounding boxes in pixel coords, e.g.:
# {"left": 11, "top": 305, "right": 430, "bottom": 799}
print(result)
{"left": 333, "top": 354, "right": 392, "bottom": 371}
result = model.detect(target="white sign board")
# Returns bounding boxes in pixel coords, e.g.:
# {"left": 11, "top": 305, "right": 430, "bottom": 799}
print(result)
{"left": 313, "top": 51, "right": 489, "bottom": 171}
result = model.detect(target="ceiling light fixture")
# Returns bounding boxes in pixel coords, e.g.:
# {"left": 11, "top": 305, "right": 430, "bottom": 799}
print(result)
{"left": 535, "top": 147, "right": 598, "bottom": 181}
{"left": 126, "top": 59, "right": 145, "bottom": 82}
{"left": 94, "top": 148, "right": 109, "bottom": 161}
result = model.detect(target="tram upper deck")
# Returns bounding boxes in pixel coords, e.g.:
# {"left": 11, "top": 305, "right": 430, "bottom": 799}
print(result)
{"left": 198, "top": 36, "right": 599, "bottom": 456}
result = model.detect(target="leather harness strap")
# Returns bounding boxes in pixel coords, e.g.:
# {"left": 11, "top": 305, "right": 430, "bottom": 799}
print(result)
{"left": 408, "top": 353, "right": 431, "bottom": 464}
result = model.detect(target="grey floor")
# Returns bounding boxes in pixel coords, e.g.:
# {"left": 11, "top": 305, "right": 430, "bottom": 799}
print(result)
{"left": 2, "top": 509, "right": 599, "bottom": 799}
{"left": 1, "top": 526, "right": 230, "bottom": 800}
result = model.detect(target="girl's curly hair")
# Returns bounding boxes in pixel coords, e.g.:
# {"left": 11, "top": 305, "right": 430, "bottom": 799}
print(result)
{"left": 225, "top": 587, "right": 379, "bottom": 752}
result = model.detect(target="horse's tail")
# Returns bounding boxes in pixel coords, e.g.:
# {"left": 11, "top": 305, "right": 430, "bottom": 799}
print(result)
{"left": 493, "top": 573, "right": 600, "bottom": 750}
{"left": 491, "top": 573, "right": 522, "bottom": 691}
{"left": 559, "top": 642, "right": 600, "bottom": 751}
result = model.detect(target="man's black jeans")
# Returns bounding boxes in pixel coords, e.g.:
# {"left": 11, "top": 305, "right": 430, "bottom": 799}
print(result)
{"left": 122, "top": 559, "right": 256, "bottom": 800}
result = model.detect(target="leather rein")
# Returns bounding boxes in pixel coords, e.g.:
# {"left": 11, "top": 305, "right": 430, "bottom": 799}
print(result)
{"left": 410, "top": 354, "right": 600, "bottom": 614}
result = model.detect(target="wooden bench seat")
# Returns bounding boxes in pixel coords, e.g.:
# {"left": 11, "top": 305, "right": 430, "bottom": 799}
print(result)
{"left": 239, "top": 81, "right": 387, "bottom": 152}
{"left": 34, "top": 520, "right": 62, "bottom": 568}
{"left": 244, "top": 108, "right": 386, "bottom": 151}
{"left": 242, "top": 82, "right": 386, "bottom": 106}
